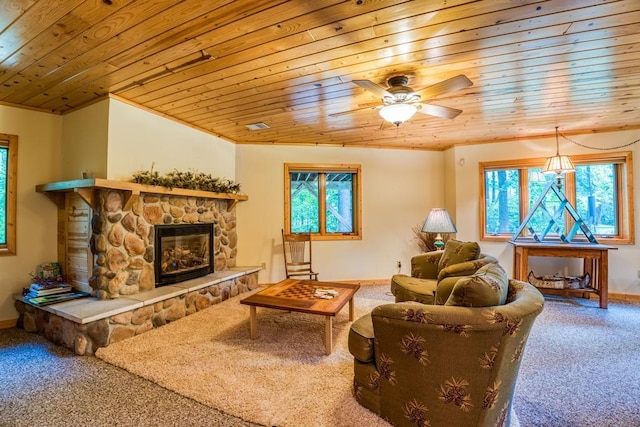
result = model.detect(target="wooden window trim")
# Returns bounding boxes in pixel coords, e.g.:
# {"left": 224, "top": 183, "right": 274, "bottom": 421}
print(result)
{"left": 0, "top": 133, "right": 17, "bottom": 256}
{"left": 479, "top": 152, "right": 634, "bottom": 244}
{"left": 284, "top": 163, "right": 362, "bottom": 241}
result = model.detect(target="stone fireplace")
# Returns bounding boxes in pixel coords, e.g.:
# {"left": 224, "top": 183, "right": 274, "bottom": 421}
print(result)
{"left": 89, "top": 188, "right": 238, "bottom": 299}
{"left": 15, "top": 179, "right": 259, "bottom": 355}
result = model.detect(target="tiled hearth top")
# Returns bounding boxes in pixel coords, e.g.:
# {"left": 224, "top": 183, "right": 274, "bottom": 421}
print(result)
{"left": 16, "top": 267, "right": 261, "bottom": 324}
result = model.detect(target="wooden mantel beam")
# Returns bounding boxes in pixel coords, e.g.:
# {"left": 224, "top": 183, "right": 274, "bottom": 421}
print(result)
{"left": 35, "top": 178, "right": 248, "bottom": 210}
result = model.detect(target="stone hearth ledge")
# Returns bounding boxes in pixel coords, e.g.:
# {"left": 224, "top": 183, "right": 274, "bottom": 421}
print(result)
{"left": 14, "top": 267, "right": 261, "bottom": 355}
{"left": 16, "top": 267, "right": 261, "bottom": 324}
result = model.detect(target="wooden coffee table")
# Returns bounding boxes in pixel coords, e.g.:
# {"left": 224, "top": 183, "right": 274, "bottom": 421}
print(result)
{"left": 240, "top": 278, "right": 360, "bottom": 355}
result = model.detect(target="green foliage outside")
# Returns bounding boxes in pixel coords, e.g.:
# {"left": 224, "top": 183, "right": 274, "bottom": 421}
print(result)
{"left": 485, "top": 164, "right": 617, "bottom": 238}
{"left": 291, "top": 175, "right": 319, "bottom": 233}
{"left": 290, "top": 172, "right": 354, "bottom": 234}
{"left": 0, "top": 147, "right": 7, "bottom": 244}
{"left": 325, "top": 173, "right": 353, "bottom": 233}
{"left": 575, "top": 164, "right": 616, "bottom": 235}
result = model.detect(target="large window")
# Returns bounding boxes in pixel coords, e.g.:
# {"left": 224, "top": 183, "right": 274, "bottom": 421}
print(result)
{"left": 480, "top": 152, "right": 633, "bottom": 244}
{"left": 285, "top": 163, "right": 361, "bottom": 240}
{"left": 0, "top": 133, "right": 17, "bottom": 255}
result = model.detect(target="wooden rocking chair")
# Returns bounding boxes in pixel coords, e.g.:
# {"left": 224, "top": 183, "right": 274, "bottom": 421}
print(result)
{"left": 281, "top": 229, "right": 318, "bottom": 280}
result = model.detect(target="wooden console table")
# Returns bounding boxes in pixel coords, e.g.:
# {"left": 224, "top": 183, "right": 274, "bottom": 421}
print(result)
{"left": 510, "top": 241, "right": 616, "bottom": 309}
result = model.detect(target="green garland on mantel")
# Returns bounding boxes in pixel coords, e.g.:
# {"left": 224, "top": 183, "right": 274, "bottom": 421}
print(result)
{"left": 131, "top": 168, "right": 241, "bottom": 194}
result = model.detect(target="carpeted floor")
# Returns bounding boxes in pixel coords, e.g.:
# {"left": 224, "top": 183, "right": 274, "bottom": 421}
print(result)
{"left": 513, "top": 295, "right": 640, "bottom": 426}
{"left": 95, "top": 291, "right": 391, "bottom": 427}
{"left": 1, "top": 286, "right": 639, "bottom": 426}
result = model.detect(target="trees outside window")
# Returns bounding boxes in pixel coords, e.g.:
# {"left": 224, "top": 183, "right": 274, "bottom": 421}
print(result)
{"left": 480, "top": 152, "right": 633, "bottom": 244}
{"left": 0, "top": 133, "right": 17, "bottom": 255}
{"left": 285, "top": 164, "right": 361, "bottom": 240}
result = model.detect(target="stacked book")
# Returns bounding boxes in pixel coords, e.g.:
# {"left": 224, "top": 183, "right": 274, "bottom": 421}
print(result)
{"left": 313, "top": 288, "right": 339, "bottom": 300}
{"left": 24, "top": 283, "right": 90, "bottom": 306}
{"left": 27, "top": 283, "right": 73, "bottom": 297}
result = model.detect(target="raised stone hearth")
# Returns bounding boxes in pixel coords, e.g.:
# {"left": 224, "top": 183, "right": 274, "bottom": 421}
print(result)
{"left": 14, "top": 268, "right": 260, "bottom": 355}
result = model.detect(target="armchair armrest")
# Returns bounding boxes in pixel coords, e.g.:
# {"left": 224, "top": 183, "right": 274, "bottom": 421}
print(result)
{"left": 410, "top": 251, "right": 442, "bottom": 279}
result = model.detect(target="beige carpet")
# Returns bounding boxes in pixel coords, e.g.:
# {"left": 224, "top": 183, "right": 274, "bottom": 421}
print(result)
{"left": 96, "top": 291, "right": 392, "bottom": 427}
{"left": 96, "top": 289, "right": 520, "bottom": 427}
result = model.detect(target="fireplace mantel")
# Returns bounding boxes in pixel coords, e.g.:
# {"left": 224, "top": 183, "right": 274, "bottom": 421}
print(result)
{"left": 36, "top": 178, "right": 248, "bottom": 210}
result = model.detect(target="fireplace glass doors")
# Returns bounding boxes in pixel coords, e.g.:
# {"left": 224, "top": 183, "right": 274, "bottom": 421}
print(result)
{"left": 154, "top": 223, "right": 214, "bottom": 286}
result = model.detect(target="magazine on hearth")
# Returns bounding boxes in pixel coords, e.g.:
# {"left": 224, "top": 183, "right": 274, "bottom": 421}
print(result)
{"left": 27, "top": 290, "right": 91, "bottom": 306}
{"left": 28, "top": 283, "right": 73, "bottom": 296}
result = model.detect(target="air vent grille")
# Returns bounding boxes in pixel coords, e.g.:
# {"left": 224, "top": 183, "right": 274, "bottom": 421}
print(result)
{"left": 245, "top": 122, "right": 270, "bottom": 130}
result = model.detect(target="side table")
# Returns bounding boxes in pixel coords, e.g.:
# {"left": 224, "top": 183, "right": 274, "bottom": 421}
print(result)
{"left": 510, "top": 241, "right": 616, "bottom": 309}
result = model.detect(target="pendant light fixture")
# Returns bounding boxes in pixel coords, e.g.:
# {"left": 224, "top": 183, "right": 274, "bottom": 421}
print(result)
{"left": 542, "top": 127, "right": 575, "bottom": 175}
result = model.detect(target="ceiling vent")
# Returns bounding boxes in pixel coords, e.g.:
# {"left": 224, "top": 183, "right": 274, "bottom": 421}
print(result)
{"left": 245, "top": 122, "right": 270, "bottom": 130}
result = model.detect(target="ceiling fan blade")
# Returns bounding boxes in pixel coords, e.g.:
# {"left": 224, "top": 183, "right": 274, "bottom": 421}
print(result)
{"left": 328, "top": 102, "right": 379, "bottom": 117}
{"left": 417, "top": 103, "right": 463, "bottom": 120}
{"left": 352, "top": 79, "right": 393, "bottom": 99}
{"left": 415, "top": 74, "right": 473, "bottom": 100}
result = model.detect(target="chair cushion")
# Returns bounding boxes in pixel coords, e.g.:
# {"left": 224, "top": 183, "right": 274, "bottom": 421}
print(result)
{"left": 390, "top": 274, "right": 436, "bottom": 304}
{"left": 445, "top": 262, "right": 509, "bottom": 307}
{"left": 348, "top": 313, "right": 375, "bottom": 363}
{"left": 437, "top": 240, "right": 481, "bottom": 271}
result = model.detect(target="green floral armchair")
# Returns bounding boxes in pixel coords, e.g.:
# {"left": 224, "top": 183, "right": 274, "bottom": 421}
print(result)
{"left": 349, "top": 279, "right": 544, "bottom": 427}
{"left": 391, "top": 240, "right": 499, "bottom": 305}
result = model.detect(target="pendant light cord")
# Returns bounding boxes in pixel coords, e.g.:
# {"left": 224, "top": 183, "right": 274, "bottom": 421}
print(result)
{"left": 559, "top": 130, "right": 640, "bottom": 150}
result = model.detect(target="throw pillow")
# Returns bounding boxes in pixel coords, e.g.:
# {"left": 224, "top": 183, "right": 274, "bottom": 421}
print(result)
{"left": 445, "top": 263, "right": 509, "bottom": 307}
{"left": 437, "top": 240, "right": 481, "bottom": 271}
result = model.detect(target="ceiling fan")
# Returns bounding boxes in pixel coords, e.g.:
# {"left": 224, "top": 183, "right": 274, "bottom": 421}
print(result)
{"left": 350, "top": 74, "right": 473, "bottom": 126}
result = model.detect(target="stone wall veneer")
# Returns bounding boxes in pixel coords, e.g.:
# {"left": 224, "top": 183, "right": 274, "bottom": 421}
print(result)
{"left": 89, "top": 190, "right": 237, "bottom": 300}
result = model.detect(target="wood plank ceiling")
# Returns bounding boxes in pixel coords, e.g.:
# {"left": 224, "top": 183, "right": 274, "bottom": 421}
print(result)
{"left": 1, "top": 0, "right": 639, "bottom": 150}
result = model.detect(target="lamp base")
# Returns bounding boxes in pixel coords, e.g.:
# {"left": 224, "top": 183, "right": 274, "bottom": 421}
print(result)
{"left": 433, "top": 234, "right": 445, "bottom": 251}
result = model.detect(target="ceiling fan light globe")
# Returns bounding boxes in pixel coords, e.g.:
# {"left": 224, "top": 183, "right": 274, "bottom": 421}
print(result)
{"left": 379, "top": 104, "right": 417, "bottom": 125}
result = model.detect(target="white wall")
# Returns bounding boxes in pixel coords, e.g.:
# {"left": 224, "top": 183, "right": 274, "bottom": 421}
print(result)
{"left": 451, "top": 129, "right": 640, "bottom": 296}
{"left": 106, "top": 97, "right": 236, "bottom": 180}
{"left": 0, "top": 106, "right": 62, "bottom": 323}
{"left": 61, "top": 100, "right": 109, "bottom": 180}
{"left": 235, "top": 144, "right": 444, "bottom": 284}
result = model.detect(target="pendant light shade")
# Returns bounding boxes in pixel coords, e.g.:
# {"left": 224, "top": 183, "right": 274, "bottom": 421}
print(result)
{"left": 543, "top": 127, "right": 575, "bottom": 175}
{"left": 379, "top": 104, "right": 418, "bottom": 126}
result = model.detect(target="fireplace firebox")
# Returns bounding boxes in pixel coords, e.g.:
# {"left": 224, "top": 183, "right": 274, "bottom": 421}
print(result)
{"left": 154, "top": 223, "right": 214, "bottom": 286}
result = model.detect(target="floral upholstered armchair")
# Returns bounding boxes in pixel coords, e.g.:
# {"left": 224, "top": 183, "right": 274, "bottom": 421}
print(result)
{"left": 391, "top": 240, "right": 499, "bottom": 305}
{"left": 349, "top": 276, "right": 544, "bottom": 427}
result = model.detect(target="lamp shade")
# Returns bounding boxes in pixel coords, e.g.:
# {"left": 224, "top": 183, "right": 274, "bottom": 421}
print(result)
{"left": 542, "top": 154, "right": 575, "bottom": 175}
{"left": 379, "top": 103, "right": 417, "bottom": 125}
{"left": 543, "top": 127, "right": 575, "bottom": 175}
{"left": 421, "top": 208, "right": 457, "bottom": 233}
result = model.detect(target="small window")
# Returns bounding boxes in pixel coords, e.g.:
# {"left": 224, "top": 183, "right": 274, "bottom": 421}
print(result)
{"left": 0, "top": 133, "right": 17, "bottom": 255}
{"left": 285, "top": 164, "right": 361, "bottom": 240}
{"left": 480, "top": 152, "right": 633, "bottom": 244}
{"left": 483, "top": 168, "right": 521, "bottom": 235}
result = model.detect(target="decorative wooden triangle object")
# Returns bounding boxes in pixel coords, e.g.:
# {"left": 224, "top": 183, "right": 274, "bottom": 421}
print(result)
{"left": 511, "top": 180, "right": 598, "bottom": 243}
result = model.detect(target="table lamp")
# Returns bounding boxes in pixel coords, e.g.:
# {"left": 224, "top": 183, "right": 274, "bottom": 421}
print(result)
{"left": 422, "top": 208, "right": 457, "bottom": 250}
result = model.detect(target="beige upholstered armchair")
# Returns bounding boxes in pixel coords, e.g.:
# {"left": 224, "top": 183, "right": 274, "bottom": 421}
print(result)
{"left": 349, "top": 279, "right": 544, "bottom": 427}
{"left": 391, "top": 240, "right": 499, "bottom": 305}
